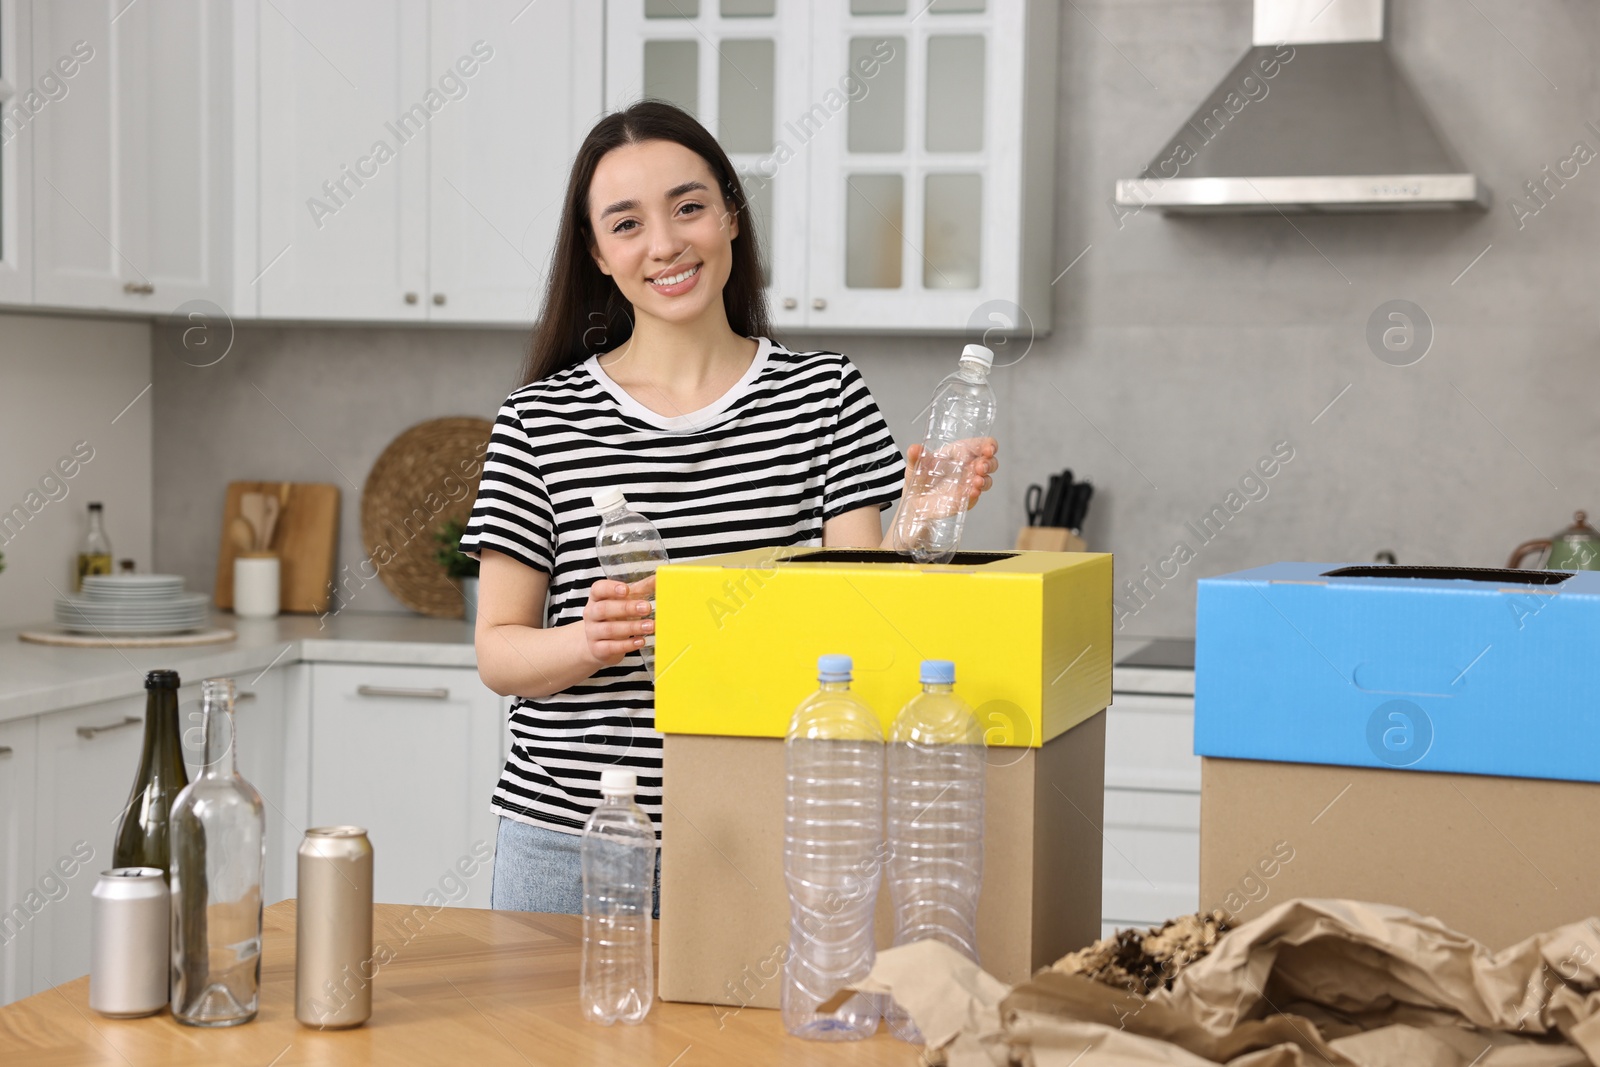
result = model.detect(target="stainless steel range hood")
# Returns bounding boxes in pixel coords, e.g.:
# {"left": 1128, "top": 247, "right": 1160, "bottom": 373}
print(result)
{"left": 1114, "top": 0, "right": 1489, "bottom": 214}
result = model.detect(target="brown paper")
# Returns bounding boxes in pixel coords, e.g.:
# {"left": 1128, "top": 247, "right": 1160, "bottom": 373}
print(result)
{"left": 852, "top": 899, "right": 1600, "bottom": 1067}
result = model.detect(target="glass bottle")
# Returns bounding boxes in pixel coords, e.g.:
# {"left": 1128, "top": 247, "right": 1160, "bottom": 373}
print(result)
{"left": 170, "top": 678, "right": 266, "bottom": 1027}
{"left": 112, "top": 670, "right": 190, "bottom": 879}
{"left": 76, "top": 502, "right": 114, "bottom": 591}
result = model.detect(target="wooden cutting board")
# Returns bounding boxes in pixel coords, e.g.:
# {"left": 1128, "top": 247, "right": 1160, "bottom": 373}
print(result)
{"left": 214, "top": 482, "right": 339, "bottom": 613}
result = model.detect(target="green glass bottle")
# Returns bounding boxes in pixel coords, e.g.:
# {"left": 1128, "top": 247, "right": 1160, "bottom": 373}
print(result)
{"left": 112, "top": 669, "right": 190, "bottom": 878}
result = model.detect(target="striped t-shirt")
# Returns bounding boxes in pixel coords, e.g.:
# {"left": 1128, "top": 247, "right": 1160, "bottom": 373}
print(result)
{"left": 461, "top": 337, "right": 906, "bottom": 839}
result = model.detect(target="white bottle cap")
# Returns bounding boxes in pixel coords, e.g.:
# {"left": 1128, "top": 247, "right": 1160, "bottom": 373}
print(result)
{"left": 591, "top": 487, "right": 626, "bottom": 511}
{"left": 960, "top": 344, "right": 995, "bottom": 368}
{"left": 600, "top": 770, "right": 637, "bottom": 797}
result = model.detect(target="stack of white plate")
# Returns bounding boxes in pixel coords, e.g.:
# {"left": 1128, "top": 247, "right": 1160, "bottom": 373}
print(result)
{"left": 56, "top": 575, "right": 210, "bottom": 635}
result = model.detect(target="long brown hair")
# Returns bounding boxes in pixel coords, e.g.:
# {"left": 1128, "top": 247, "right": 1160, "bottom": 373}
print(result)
{"left": 520, "top": 101, "right": 770, "bottom": 386}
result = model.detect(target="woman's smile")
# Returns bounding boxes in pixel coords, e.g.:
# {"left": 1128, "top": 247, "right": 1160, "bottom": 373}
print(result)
{"left": 647, "top": 262, "right": 701, "bottom": 295}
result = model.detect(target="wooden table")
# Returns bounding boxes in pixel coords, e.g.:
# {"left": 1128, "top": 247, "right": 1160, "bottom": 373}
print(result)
{"left": 0, "top": 901, "right": 915, "bottom": 1066}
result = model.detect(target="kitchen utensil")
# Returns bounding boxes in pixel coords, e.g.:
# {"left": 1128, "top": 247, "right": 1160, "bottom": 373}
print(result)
{"left": 1040, "top": 474, "right": 1066, "bottom": 529}
{"left": 215, "top": 482, "right": 341, "bottom": 613}
{"left": 1025, "top": 484, "right": 1045, "bottom": 526}
{"left": 1507, "top": 510, "right": 1600, "bottom": 571}
{"left": 259, "top": 495, "right": 281, "bottom": 551}
{"left": 1065, "top": 482, "right": 1094, "bottom": 533}
{"left": 240, "top": 493, "right": 266, "bottom": 551}
{"left": 229, "top": 516, "right": 256, "bottom": 555}
{"left": 360, "top": 418, "right": 493, "bottom": 619}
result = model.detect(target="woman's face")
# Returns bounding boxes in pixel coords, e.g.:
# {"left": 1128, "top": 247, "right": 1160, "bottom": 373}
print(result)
{"left": 587, "top": 139, "right": 740, "bottom": 328}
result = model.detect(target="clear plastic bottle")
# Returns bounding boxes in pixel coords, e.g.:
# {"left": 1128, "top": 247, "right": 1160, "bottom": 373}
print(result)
{"left": 885, "top": 659, "right": 985, "bottom": 1044}
{"left": 592, "top": 488, "right": 669, "bottom": 677}
{"left": 890, "top": 344, "right": 997, "bottom": 564}
{"left": 169, "top": 678, "right": 266, "bottom": 1027}
{"left": 782, "top": 654, "right": 885, "bottom": 1041}
{"left": 580, "top": 770, "right": 655, "bottom": 1026}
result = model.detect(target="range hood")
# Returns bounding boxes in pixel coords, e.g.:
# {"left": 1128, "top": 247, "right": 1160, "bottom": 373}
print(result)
{"left": 1114, "top": 0, "right": 1489, "bottom": 214}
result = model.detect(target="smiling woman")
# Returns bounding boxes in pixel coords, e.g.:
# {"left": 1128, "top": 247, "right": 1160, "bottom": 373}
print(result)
{"left": 457, "top": 101, "right": 998, "bottom": 918}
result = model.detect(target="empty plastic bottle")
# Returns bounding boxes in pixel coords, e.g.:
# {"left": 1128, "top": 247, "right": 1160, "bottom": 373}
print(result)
{"left": 580, "top": 770, "right": 655, "bottom": 1026}
{"left": 592, "top": 488, "right": 669, "bottom": 677}
{"left": 782, "top": 654, "right": 885, "bottom": 1041}
{"left": 890, "top": 344, "right": 997, "bottom": 564}
{"left": 885, "top": 659, "right": 985, "bottom": 1044}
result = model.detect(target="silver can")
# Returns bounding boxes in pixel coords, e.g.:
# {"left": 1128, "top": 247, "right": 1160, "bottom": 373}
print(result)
{"left": 296, "top": 826, "right": 374, "bottom": 1029}
{"left": 89, "top": 867, "right": 169, "bottom": 1017}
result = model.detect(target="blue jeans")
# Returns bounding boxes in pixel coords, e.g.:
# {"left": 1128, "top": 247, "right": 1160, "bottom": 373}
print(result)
{"left": 491, "top": 815, "right": 660, "bottom": 919}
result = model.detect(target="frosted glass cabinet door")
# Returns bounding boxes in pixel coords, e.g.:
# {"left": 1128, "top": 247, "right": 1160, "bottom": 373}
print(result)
{"left": 605, "top": 0, "right": 811, "bottom": 330}
{"left": 807, "top": 0, "right": 1040, "bottom": 331}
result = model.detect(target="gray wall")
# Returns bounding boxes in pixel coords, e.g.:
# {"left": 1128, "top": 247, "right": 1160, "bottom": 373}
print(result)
{"left": 153, "top": 0, "right": 1600, "bottom": 634}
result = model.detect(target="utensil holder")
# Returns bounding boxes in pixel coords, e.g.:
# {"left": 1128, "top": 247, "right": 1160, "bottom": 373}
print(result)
{"left": 234, "top": 553, "right": 281, "bottom": 618}
{"left": 1014, "top": 526, "right": 1086, "bottom": 552}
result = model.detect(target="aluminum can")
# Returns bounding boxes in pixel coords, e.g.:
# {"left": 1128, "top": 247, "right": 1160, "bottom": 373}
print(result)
{"left": 89, "top": 867, "right": 169, "bottom": 1017}
{"left": 296, "top": 826, "right": 374, "bottom": 1028}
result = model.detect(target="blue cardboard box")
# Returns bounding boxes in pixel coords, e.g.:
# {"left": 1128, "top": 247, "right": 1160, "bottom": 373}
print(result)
{"left": 1194, "top": 562, "right": 1600, "bottom": 946}
{"left": 1195, "top": 562, "right": 1600, "bottom": 781}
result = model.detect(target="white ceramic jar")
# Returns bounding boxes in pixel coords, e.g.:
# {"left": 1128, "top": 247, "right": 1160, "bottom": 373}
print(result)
{"left": 234, "top": 554, "right": 281, "bottom": 618}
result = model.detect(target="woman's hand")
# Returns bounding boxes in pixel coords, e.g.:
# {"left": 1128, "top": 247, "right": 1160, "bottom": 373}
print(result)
{"left": 580, "top": 575, "right": 657, "bottom": 667}
{"left": 906, "top": 437, "right": 1000, "bottom": 510}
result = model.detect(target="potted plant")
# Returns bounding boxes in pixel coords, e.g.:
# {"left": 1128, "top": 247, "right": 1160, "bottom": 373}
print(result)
{"left": 433, "top": 520, "right": 480, "bottom": 624}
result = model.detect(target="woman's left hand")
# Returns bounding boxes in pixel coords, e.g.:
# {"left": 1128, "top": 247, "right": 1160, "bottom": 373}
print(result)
{"left": 907, "top": 437, "right": 1000, "bottom": 510}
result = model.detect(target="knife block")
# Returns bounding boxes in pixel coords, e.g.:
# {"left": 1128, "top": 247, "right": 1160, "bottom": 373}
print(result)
{"left": 1015, "top": 526, "right": 1086, "bottom": 552}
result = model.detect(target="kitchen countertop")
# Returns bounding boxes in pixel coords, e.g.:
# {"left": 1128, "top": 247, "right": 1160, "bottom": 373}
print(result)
{"left": 0, "top": 900, "right": 913, "bottom": 1066}
{"left": 0, "top": 611, "right": 478, "bottom": 725}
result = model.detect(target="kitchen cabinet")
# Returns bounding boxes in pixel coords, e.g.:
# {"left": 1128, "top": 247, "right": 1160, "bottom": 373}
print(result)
{"left": 1103, "top": 674, "right": 1201, "bottom": 933}
{"left": 0, "top": 717, "right": 38, "bottom": 1007}
{"left": 30, "top": 0, "right": 232, "bottom": 313}
{"left": 605, "top": 0, "right": 1058, "bottom": 334}
{"left": 307, "top": 664, "right": 501, "bottom": 909}
{"left": 257, "top": 0, "right": 601, "bottom": 323}
{"left": 28, "top": 693, "right": 148, "bottom": 992}
{"left": 0, "top": 0, "right": 33, "bottom": 305}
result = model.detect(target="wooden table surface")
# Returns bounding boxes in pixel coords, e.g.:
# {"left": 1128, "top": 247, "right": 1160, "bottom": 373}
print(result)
{"left": 0, "top": 901, "right": 916, "bottom": 1066}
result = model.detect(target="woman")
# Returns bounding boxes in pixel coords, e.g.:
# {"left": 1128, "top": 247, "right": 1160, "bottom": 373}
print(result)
{"left": 461, "top": 101, "right": 999, "bottom": 915}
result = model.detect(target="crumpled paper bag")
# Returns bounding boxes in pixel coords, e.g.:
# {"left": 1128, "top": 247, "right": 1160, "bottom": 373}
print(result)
{"left": 852, "top": 899, "right": 1600, "bottom": 1067}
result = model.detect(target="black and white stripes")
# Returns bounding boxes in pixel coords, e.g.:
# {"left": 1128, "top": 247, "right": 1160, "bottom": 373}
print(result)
{"left": 461, "top": 337, "right": 905, "bottom": 838}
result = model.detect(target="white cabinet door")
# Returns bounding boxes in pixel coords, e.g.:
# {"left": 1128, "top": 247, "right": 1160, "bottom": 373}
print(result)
{"left": 604, "top": 0, "right": 813, "bottom": 332}
{"left": 31, "top": 0, "right": 230, "bottom": 312}
{"left": 0, "top": 0, "right": 33, "bottom": 305}
{"left": 0, "top": 717, "right": 39, "bottom": 1007}
{"left": 427, "top": 1, "right": 601, "bottom": 324}
{"left": 1105, "top": 693, "right": 1201, "bottom": 793}
{"left": 309, "top": 665, "right": 500, "bottom": 909}
{"left": 257, "top": 0, "right": 429, "bottom": 320}
{"left": 30, "top": 695, "right": 148, "bottom": 991}
{"left": 805, "top": 0, "right": 1042, "bottom": 331}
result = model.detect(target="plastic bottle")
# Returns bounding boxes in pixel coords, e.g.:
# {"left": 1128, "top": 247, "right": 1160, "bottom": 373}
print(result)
{"left": 885, "top": 659, "right": 985, "bottom": 1044}
{"left": 890, "top": 344, "right": 997, "bottom": 564}
{"left": 580, "top": 770, "right": 655, "bottom": 1026}
{"left": 782, "top": 654, "right": 885, "bottom": 1041}
{"left": 591, "top": 489, "right": 669, "bottom": 677}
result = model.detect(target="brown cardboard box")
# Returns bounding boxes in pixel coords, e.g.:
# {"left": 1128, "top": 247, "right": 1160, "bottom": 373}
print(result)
{"left": 1200, "top": 756, "right": 1600, "bottom": 949}
{"left": 660, "top": 712, "right": 1106, "bottom": 1009}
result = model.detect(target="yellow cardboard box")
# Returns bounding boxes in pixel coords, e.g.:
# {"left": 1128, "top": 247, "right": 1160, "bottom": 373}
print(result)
{"left": 653, "top": 547, "right": 1114, "bottom": 1009}
{"left": 655, "top": 548, "right": 1113, "bottom": 745}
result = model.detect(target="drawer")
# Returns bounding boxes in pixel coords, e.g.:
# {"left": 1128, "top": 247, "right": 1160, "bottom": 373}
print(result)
{"left": 1102, "top": 788, "right": 1200, "bottom": 928}
{"left": 1105, "top": 693, "right": 1200, "bottom": 791}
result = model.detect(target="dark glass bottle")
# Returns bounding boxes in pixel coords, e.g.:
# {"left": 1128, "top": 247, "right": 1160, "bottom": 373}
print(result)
{"left": 112, "top": 670, "right": 190, "bottom": 878}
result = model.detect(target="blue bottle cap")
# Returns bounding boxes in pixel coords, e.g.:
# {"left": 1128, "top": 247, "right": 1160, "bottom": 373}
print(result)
{"left": 921, "top": 659, "right": 956, "bottom": 685}
{"left": 817, "top": 654, "right": 853, "bottom": 682}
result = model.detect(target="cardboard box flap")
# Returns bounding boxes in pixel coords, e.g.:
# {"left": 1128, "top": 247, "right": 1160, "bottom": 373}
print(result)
{"left": 1195, "top": 562, "right": 1600, "bottom": 782}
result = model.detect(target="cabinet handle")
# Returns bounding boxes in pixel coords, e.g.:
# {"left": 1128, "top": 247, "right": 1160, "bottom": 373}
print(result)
{"left": 123, "top": 282, "right": 155, "bottom": 295}
{"left": 0, "top": 746, "right": 12, "bottom": 757}
{"left": 782, "top": 297, "right": 797, "bottom": 310}
{"left": 404, "top": 292, "right": 419, "bottom": 305}
{"left": 811, "top": 297, "right": 827, "bottom": 311}
{"left": 77, "top": 715, "right": 142, "bottom": 740}
{"left": 356, "top": 685, "right": 449, "bottom": 701}
{"left": 432, "top": 293, "right": 446, "bottom": 306}
{"left": 236, "top": 691, "right": 257, "bottom": 703}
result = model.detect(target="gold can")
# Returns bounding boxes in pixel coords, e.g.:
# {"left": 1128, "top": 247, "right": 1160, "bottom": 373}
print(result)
{"left": 295, "top": 827, "right": 374, "bottom": 1028}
